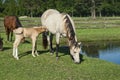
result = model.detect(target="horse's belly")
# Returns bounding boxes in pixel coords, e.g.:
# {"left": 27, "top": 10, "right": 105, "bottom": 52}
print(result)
{"left": 48, "top": 28, "right": 56, "bottom": 34}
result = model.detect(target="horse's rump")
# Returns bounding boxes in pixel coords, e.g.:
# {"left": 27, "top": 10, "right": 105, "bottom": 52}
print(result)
{"left": 41, "top": 9, "right": 60, "bottom": 27}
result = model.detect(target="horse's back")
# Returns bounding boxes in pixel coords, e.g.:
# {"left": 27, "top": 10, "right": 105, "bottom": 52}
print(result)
{"left": 41, "top": 9, "right": 59, "bottom": 20}
{"left": 41, "top": 9, "right": 60, "bottom": 26}
{"left": 41, "top": 9, "right": 65, "bottom": 34}
{"left": 4, "top": 16, "right": 22, "bottom": 30}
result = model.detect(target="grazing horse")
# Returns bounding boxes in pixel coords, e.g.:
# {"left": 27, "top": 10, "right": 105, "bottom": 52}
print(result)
{"left": 41, "top": 9, "right": 81, "bottom": 63}
{"left": 13, "top": 26, "right": 47, "bottom": 60}
{"left": 4, "top": 16, "right": 22, "bottom": 41}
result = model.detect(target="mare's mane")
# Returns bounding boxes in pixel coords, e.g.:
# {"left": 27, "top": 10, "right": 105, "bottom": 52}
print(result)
{"left": 64, "top": 14, "right": 76, "bottom": 45}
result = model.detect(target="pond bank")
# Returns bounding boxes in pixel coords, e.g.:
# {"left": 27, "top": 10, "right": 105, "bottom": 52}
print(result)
{"left": 81, "top": 40, "right": 120, "bottom": 65}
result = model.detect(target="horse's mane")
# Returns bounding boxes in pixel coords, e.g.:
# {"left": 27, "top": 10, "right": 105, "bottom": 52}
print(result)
{"left": 15, "top": 16, "right": 22, "bottom": 28}
{"left": 62, "top": 14, "right": 78, "bottom": 46}
{"left": 63, "top": 14, "right": 76, "bottom": 40}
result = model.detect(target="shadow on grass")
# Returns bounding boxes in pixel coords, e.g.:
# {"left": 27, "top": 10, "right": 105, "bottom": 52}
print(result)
{"left": 57, "top": 46, "right": 70, "bottom": 56}
{"left": 18, "top": 45, "right": 84, "bottom": 63}
{"left": 2, "top": 47, "right": 11, "bottom": 51}
{"left": 54, "top": 46, "right": 84, "bottom": 63}
{"left": 21, "top": 40, "right": 31, "bottom": 44}
{"left": 19, "top": 50, "right": 49, "bottom": 59}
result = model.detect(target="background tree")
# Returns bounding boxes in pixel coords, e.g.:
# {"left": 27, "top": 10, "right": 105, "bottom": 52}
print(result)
{"left": 1, "top": 0, "right": 19, "bottom": 16}
{"left": 0, "top": 0, "right": 120, "bottom": 17}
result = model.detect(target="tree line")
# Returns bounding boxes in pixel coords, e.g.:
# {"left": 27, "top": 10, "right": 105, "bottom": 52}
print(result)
{"left": 0, "top": 0, "right": 120, "bottom": 18}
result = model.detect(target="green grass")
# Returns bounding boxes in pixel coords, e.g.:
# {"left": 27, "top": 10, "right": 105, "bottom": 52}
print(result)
{"left": 0, "top": 31, "right": 120, "bottom": 80}
{"left": 0, "top": 17, "right": 120, "bottom": 80}
{"left": 76, "top": 28, "right": 120, "bottom": 41}
{"left": 0, "top": 17, "right": 120, "bottom": 32}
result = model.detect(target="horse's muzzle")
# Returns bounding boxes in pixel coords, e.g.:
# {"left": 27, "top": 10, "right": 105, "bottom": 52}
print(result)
{"left": 74, "top": 61, "right": 80, "bottom": 64}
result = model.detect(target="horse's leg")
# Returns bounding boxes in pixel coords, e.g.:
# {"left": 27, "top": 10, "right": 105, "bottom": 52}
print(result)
{"left": 10, "top": 31, "right": 13, "bottom": 42}
{"left": 31, "top": 37, "right": 36, "bottom": 57}
{"left": 49, "top": 33, "right": 54, "bottom": 53}
{"left": 47, "top": 33, "right": 54, "bottom": 54}
{"left": 35, "top": 39, "right": 39, "bottom": 56}
{"left": 13, "top": 37, "right": 21, "bottom": 60}
{"left": 13, "top": 47, "right": 16, "bottom": 58}
{"left": 56, "top": 33, "right": 60, "bottom": 60}
{"left": 6, "top": 29, "right": 10, "bottom": 41}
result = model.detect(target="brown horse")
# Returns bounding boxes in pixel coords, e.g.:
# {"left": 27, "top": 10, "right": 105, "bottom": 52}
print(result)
{"left": 4, "top": 16, "right": 22, "bottom": 41}
{"left": 13, "top": 26, "right": 47, "bottom": 60}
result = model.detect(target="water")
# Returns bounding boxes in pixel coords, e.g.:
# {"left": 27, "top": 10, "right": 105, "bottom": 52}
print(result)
{"left": 81, "top": 41, "right": 120, "bottom": 65}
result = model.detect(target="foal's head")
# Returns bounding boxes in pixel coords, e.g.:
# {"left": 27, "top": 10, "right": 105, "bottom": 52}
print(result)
{"left": 70, "top": 42, "right": 81, "bottom": 64}
{"left": 41, "top": 27, "right": 47, "bottom": 32}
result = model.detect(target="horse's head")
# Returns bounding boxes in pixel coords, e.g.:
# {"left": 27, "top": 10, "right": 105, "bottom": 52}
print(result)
{"left": 70, "top": 42, "right": 81, "bottom": 64}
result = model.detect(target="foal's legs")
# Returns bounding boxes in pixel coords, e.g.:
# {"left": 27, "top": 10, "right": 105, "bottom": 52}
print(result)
{"left": 13, "top": 37, "right": 22, "bottom": 60}
{"left": 35, "top": 39, "right": 39, "bottom": 56}
{"left": 31, "top": 37, "right": 38, "bottom": 57}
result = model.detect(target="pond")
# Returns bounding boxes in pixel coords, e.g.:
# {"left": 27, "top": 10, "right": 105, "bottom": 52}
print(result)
{"left": 81, "top": 41, "right": 120, "bottom": 65}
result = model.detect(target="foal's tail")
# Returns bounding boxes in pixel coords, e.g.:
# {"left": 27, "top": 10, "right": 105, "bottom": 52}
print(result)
{"left": 42, "top": 32, "right": 48, "bottom": 49}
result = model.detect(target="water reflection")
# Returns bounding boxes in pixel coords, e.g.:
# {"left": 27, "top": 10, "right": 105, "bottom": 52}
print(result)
{"left": 81, "top": 41, "right": 120, "bottom": 64}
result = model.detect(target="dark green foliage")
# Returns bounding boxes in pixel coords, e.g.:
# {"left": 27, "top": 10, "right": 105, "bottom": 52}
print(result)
{"left": 0, "top": 0, "right": 120, "bottom": 17}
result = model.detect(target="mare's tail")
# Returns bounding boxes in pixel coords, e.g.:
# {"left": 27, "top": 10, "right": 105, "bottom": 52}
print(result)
{"left": 42, "top": 32, "right": 48, "bottom": 49}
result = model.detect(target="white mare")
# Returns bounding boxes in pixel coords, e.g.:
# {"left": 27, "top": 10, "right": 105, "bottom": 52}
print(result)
{"left": 41, "top": 9, "right": 81, "bottom": 63}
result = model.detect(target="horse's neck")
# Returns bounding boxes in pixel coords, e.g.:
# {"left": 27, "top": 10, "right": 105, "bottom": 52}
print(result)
{"left": 34, "top": 28, "right": 45, "bottom": 34}
{"left": 68, "top": 36, "right": 77, "bottom": 47}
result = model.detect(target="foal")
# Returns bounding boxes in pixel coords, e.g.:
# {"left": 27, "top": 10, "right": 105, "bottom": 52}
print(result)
{"left": 13, "top": 26, "right": 47, "bottom": 60}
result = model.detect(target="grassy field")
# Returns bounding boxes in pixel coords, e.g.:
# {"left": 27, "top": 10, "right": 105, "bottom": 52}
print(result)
{"left": 76, "top": 28, "right": 120, "bottom": 41}
{"left": 0, "top": 17, "right": 120, "bottom": 80}
{"left": 0, "top": 30, "right": 120, "bottom": 80}
{"left": 0, "top": 17, "right": 120, "bottom": 32}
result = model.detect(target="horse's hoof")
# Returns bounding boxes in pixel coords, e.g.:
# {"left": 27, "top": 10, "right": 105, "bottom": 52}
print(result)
{"left": 35, "top": 52, "right": 39, "bottom": 56}
{"left": 50, "top": 52, "right": 54, "bottom": 55}
{"left": 50, "top": 49, "right": 54, "bottom": 53}
{"left": 36, "top": 53, "right": 39, "bottom": 56}
{"left": 14, "top": 56, "right": 19, "bottom": 60}
{"left": 56, "top": 57, "right": 59, "bottom": 60}
{"left": 16, "top": 57, "right": 19, "bottom": 60}
{"left": 32, "top": 54, "right": 36, "bottom": 57}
